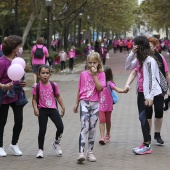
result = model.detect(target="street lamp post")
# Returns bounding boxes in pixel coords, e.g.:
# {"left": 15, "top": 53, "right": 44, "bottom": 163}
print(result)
{"left": 45, "top": 0, "right": 52, "bottom": 50}
{"left": 78, "top": 12, "right": 83, "bottom": 47}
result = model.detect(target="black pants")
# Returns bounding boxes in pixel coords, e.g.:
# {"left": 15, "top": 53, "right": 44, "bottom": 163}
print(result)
{"left": 0, "top": 102, "right": 23, "bottom": 147}
{"left": 102, "top": 58, "right": 106, "bottom": 65}
{"left": 137, "top": 92, "right": 150, "bottom": 142}
{"left": 60, "top": 61, "right": 66, "bottom": 71}
{"left": 38, "top": 108, "right": 64, "bottom": 150}
{"left": 69, "top": 58, "right": 74, "bottom": 71}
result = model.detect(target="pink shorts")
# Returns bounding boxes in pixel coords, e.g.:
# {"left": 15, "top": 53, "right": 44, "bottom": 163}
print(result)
{"left": 99, "top": 111, "right": 111, "bottom": 123}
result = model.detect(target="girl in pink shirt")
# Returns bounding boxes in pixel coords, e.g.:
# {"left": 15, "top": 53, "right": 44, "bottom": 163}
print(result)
{"left": 32, "top": 65, "right": 65, "bottom": 158}
{"left": 99, "top": 65, "right": 126, "bottom": 145}
{"left": 74, "top": 52, "right": 106, "bottom": 163}
{"left": 68, "top": 46, "right": 76, "bottom": 73}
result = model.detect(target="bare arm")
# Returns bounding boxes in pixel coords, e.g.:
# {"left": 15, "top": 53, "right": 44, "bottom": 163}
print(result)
{"left": 32, "top": 95, "right": 39, "bottom": 116}
{"left": 56, "top": 94, "right": 65, "bottom": 117}
{"left": 113, "top": 86, "right": 127, "bottom": 93}
{"left": 73, "top": 90, "right": 80, "bottom": 113}
{"left": 124, "top": 70, "right": 137, "bottom": 92}
{"left": 125, "top": 45, "right": 138, "bottom": 70}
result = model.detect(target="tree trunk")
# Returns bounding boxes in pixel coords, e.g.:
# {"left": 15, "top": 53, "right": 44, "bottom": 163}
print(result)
{"left": 36, "top": 1, "right": 44, "bottom": 39}
{"left": 22, "top": 12, "right": 36, "bottom": 47}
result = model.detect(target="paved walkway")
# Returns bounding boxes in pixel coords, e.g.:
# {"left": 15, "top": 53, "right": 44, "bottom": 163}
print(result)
{"left": 1, "top": 50, "right": 170, "bottom": 170}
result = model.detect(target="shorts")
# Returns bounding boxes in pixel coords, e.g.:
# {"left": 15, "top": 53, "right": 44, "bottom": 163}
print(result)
{"left": 32, "top": 64, "right": 42, "bottom": 73}
{"left": 99, "top": 111, "right": 111, "bottom": 123}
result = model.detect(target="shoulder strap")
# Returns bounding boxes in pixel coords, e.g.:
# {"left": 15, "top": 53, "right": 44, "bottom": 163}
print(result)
{"left": 36, "top": 82, "right": 40, "bottom": 106}
{"left": 50, "top": 81, "right": 58, "bottom": 109}
{"left": 50, "top": 81, "right": 56, "bottom": 96}
{"left": 156, "top": 53, "right": 165, "bottom": 77}
{"left": 107, "top": 82, "right": 112, "bottom": 94}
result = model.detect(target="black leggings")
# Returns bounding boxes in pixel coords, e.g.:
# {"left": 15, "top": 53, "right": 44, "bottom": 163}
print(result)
{"left": 38, "top": 108, "right": 64, "bottom": 150}
{"left": 60, "top": 61, "right": 66, "bottom": 71}
{"left": 0, "top": 102, "right": 23, "bottom": 147}
{"left": 69, "top": 58, "right": 74, "bottom": 71}
{"left": 137, "top": 92, "right": 150, "bottom": 142}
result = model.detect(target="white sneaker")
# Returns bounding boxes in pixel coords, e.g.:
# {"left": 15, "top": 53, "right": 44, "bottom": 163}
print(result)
{"left": 52, "top": 142, "right": 62, "bottom": 156}
{"left": 86, "top": 151, "right": 96, "bottom": 162}
{"left": 9, "top": 144, "right": 22, "bottom": 156}
{"left": 0, "top": 147, "right": 7, "bottom": 157}
{"left": 77, "top": 153, "right": 85, "bottom": 163}
{"left": 36, "top": 149, "right": 43, "bottom": 158}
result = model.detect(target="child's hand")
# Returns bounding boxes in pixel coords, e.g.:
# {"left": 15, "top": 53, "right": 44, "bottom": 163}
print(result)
{"left": 60, "top": 108, "right": 65, "bottom": 117}
{"left": 34, "top": 109, "right": 39, "bottom": 117}
{"left": 73, "top": 104, "right": 79, "bottom": 113}
{"left": 124, "top": 85, "right": 130, "bottom": 92}
{"left": 91, "top": 66, "right": 97, "bottom": 76}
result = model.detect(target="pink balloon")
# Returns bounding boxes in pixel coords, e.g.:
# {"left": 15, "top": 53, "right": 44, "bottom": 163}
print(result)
{"left": 12, "top": 57, "right": 26, "bottom": 69}
{"left": 7, "top": 63, "right": 25, "bottom": 81}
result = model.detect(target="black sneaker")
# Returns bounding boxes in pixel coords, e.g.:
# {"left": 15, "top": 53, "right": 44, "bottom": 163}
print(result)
{"left": 154, "top": 136, "right": 164, "bottom": 145}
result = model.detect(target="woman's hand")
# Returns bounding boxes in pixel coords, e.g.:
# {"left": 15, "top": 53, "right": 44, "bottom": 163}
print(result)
{"left": 3, "top": 83, "right": 13, "bottom": 91}
{"left": 20, "top": 80, "right": 26, "bottom": 87}
{"left": 124, "top": 85, "right": 130, "bottom": 92}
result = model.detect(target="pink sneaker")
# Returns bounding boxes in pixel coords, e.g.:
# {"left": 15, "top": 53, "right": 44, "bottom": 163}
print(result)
{"left": 99, "top": 138, "right": 106, "bottom": 145}
{"left": 104, "top": 135, "right": 110, "bottom": 142}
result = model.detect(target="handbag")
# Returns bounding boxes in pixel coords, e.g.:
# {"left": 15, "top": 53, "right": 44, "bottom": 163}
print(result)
{"left": 107, "top": 82, "right": 119, "bottom": 104}
{"left": 156, "top": 70, "right": 168, "bottom": 94}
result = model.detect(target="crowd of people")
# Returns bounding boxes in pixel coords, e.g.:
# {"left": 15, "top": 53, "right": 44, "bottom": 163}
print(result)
{"left": 0, "top": 35, "right": 170, "bottom": 165}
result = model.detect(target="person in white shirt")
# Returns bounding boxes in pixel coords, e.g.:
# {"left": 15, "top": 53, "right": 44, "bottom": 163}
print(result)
{"left": 124, "top": 36, "right": 163, "bottom": 155}
{"left": 59, "top": 49, "right": 67, "bottom": 73}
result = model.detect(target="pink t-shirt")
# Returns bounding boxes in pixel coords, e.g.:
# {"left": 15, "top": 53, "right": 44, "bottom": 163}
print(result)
{"left": 31, "top": 44, "right": 49, "bottom": 65}
{"left": 78, "top": 70, "right": 106, "bottom": 102}
{"left": 162, "top": 55, "right": 168, "bottom": 72}
{"left": 68, "top": 50, "right": 76, "bottom": 58}
{"left": 134, "top": 63, "right": 143, "bottom": 92}
{"left": 32, "top": 81, "right": 59, "bottom": 109}
{"left": 99, "top": 81, "right": 115, "bottom": 111}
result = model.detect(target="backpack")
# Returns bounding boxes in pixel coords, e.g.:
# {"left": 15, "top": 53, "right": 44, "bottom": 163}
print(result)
{"left": 155, "top": 53, "right": 168, "bottom": 94}
{"left": 36, "top": 81, "right": 58, "bottom": 109}
{"left": 34, "top": 45, "right": 44, "bottom": 59}
{"left": 107, "top": 82, "right": 119, "bottom": 105}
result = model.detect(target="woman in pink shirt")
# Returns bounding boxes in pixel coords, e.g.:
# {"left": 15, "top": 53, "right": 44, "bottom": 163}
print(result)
{"left": 31, "top": 37, "right": 49, "bottom": 86}
{"left": 0, "top": 35, "right": 26, "bottom": 157}
{"left": 99, "top": 65, "right": 126, "bottom": 145}
{"left": 74, "top": 52, "right": 106, "bottom": 163}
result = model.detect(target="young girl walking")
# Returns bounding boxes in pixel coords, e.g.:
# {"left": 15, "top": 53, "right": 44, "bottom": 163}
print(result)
{"left": 73, "top": 52, "right": 106, "bottom": 163}
{"left": 32, "top": 65, "right": 65, "bottom": 158}
{"left": 99, "top": 65, "right": 127, "bottom": 145}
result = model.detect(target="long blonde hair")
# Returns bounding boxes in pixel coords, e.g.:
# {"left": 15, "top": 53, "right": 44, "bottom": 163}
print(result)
{"left": 87, "top": 52, "right": 104, "bottom": 72}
